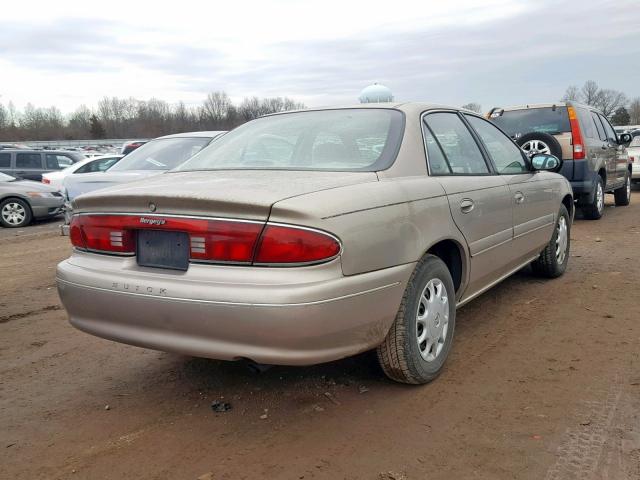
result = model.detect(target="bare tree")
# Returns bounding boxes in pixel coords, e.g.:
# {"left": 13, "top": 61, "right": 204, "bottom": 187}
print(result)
{"left": 581, "top": 80, "right": 600, "bottom": 106}
{"left": 201, "top": 91, "right": 232, "bottom": 126}
{"left": 461, "top": 102, "right": 482, "bottom": 113}
{"left": 561, "top": 85, "right": 580, "bottom": 102}
{"left": 594, "top": 89, "right": 627, "bottom": 117}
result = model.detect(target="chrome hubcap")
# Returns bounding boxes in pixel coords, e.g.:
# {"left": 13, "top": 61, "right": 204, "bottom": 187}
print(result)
{"left": 1, "top": 202, "right": 26, "bottom": 225}
{"left": 416, "top": 278, "right": 449, "bottom": 362}
{"left": 522, "top": 139, "right": 551, "bottom": 155}
{"left": 596, "top": 182, "right": 604, "bottom": 213}
{"left": 555, "top": 216, "right": 568, "bottom": 264}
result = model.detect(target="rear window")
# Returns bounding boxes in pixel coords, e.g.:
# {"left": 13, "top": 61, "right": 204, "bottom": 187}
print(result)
{"left": 109, "top": 137, "right": 211, "bottom": 171}
{"left": 490, "top": 107, "right": 570, "bottom": 137}
{"left": 177, "top": 109, "right": 405, "bottom": 172}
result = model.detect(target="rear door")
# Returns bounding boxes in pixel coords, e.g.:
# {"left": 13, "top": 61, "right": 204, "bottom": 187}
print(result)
{"left": 423, "top": 111, "right": 513, "bottom": 297}
{"left": 591, "top": 112, "right": 616, "bottom": 188}
{"left": 465, "top": 114, "right": 556, "bottom": 261}
{"left": 14, "top": 152, "right": 45, "bottom": 181}
{"left": 599, "top": 115, "right": 627, "bottom": 185}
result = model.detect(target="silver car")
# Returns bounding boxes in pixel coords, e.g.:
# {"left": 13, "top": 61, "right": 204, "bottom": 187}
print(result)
{"left": 0, "top": 172, "right": 65, "bottom": 227}
{"left": 57, "top": 103, "right": 573, "bottom": 384}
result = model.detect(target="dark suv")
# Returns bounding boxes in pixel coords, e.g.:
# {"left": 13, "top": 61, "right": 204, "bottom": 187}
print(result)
{"left": 0, "top": 150, "right": 85, "bottom": 182}
{"left": 488, "top": 102, "right": 633, "bottom": 219}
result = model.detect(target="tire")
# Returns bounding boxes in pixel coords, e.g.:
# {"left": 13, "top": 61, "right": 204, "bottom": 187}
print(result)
{"left": 531, "top": 204, "right": 570, "bottom": 278}
{"left": 377, "top": 254, "right": 456, "bottom": 384}
{"left": 516, "top": 132, "right": 563, "bottom": 159}
{"left": 582, "top": 175, "right": 604, "bottom": 220}
{"left": 0, "top": 198, "right": 32, "bottom": 228}
{"left": 614, "top": 172, "right": 631, "bottom": 206}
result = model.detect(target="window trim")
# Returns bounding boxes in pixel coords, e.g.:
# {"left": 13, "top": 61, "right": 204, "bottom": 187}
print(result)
{"left": 591, "top": 111, "right": 607, "bottom": 141}
{"left": 420, "top": 109, "right": 496, "bottom": 177}
{"left": 462, "top": 113, "right": 532, "bottom": 175}
{"left": 598, "top": 114, "right": 618, "bottom": 143}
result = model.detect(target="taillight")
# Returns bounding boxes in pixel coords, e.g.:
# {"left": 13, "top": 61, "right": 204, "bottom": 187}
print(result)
{"left": 42, "top": 178, "right": 50, "bottom": 184}
{"left": 567, "top": 106, "right": 585, "bottom": 160}
{"left": 254, "top": 224, "right": 341, "bottom": 264}
{"left": 630, "top": 156, "right": 635, "bottom": 163}
{"left": 68, "top": 214, "right": 340, "bottom": 266}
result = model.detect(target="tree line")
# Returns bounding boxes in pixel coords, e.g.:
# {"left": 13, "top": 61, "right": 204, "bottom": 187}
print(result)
{"left": 562, "top": 80, "right": 640, "bottom": 126}
{"left": 0, "top": 92, "right": 305, "bottom": 141}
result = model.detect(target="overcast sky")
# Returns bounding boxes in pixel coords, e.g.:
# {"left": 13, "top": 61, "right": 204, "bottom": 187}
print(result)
{"left": 1, "top": 0, "right": 639, "bottom": 113}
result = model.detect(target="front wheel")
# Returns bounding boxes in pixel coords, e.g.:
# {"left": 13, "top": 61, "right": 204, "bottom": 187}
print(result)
{"left": 377, "top": 255, "right": 456, "bottom": 384}
{"left": 614, "top": 173, "right": 631, "bottom": 206}
{"left": 0, "top": 198, "right": 32, "bottom": 228}
{"left": 531, "top": 204, "right": 570, "bottom": 278}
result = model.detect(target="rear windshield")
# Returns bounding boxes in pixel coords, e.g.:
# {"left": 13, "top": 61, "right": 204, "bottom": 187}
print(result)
{"left": 177, "top": 109, "right": 404, "bottom": 172}
{"left": 109, "top": 137, "right": 211, "bottom": 172}
{"left": 490, "top": 107, "right": 570, "bottom": 137}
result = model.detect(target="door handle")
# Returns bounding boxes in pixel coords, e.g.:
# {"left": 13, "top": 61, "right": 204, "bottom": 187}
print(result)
{"left": 460, "top": 199, "right": 475, "bottom": 213}
{"left": 514, "top": 192, "right": 525, "bottom": 204}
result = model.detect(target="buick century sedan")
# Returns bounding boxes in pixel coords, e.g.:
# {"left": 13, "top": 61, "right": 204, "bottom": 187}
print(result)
{"left": 57, "top": 103, "right": 573, "bottom": 384}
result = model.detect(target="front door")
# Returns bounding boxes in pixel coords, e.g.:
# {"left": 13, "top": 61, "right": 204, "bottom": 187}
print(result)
{"left": 423, "top": 111, "right": 514, "bottom": 298}
{"left": 599, "top": 114, "right": 627, "bottom": 185}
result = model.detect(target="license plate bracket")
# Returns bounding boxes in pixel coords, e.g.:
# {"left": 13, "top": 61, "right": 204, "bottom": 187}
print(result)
{"left": 137, "top": 230, "right": 190, "bottom": 271}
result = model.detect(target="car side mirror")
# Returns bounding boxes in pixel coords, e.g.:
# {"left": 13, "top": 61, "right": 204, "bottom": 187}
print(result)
{"left": 530, "top": 153, "right": 562, "bottom": 172}
{"left": 618, "top": 133, "right": 632, "bottom": 145}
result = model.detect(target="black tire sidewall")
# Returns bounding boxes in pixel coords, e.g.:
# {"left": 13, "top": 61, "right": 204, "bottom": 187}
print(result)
{"left": 0, "top": 198, "right": 32, "bottom": 228}
{"left": 403, "top": 256, "right": 456, "bottom": 380}
{"left": 551, "top": 205, "right": 571, "bottom": 275}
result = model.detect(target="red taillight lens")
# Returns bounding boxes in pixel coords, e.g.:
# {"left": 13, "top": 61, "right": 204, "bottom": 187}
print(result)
{"left": 254, "top": 225, "right": 340, "bottom": 264}
{"left": 567, "top": 106, "right": 585, "bottom": 160}
{"left": 69, "top": 215, "right": 340, "bottom": 265}
{"left": 42, "top": 178, "right": 50, "bottom": 184}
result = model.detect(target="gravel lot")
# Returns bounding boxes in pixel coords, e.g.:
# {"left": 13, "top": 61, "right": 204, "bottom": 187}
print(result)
{"left": 1, "top": 194, "right": 639, "bottom": 480}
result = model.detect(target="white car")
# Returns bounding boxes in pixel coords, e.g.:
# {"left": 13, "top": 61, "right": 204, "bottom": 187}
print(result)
{"left": 627, "top": 134, "right": 640, "bottom": 182}
{"left": 42, "top": 154, "right": 123, "bottom": 190}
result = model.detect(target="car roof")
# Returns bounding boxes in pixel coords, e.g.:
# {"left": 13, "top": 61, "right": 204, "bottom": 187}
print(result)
{"left": 491, "top": 101, "right": 600, "bottom": 114}
{"left": 0, "top": 149, "right": 83, "bottom": 154}
{"left": 155, "top": 131, "right": 226, "bottom": 140}
{"left": 263, "top": 102, "right": 483, "bottom": 118}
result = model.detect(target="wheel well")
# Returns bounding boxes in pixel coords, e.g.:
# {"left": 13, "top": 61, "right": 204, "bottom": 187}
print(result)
{"left": 561, "top": 194, "right": 573, "bottom": 218}
{"left": 598, "top": 168, "right": 606, "bottom": 184}
{"left": 427, "top": 240, "right": 463, "bottom": 294}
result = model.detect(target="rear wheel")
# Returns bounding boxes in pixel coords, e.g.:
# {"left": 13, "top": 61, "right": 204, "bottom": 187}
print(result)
{"left": 377, "top": 255, "right": 456, "bottom": 384}
{"left": 582, "top": 176, "right": 604, "bottom": 220}
{"left": 0, "top": 198, "right": 32, "bottom": 228}
{"left": 531, "top": 204, "right": 570, "bottom": 278}
{"left": 614, "top": 173, "right": 631, "bottom": 206}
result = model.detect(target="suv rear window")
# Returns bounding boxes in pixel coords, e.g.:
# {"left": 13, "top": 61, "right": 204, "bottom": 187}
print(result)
{"left": 490, "top": 107, "right": 570, "bottom": 137}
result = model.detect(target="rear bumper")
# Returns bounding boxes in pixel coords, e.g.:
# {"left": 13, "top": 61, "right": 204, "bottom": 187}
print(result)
{"left": 56, "top": 252, "right": 413, "bottom": 365}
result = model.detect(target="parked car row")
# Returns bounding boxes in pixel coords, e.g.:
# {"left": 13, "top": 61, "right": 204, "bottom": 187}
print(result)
{"left": 57, "top": 102, "right": 574, "bottom": 385}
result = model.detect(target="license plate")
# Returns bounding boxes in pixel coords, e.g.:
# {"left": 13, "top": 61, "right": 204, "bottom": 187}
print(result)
{"left": 137, "top": 230, "right": 190, "bottom": 271}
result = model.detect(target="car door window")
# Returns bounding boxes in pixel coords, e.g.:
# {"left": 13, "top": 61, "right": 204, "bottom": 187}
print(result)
{"left": 46, "top": 154, "right": 74, "bottom": 170}
{"left": 465, "top": 115, "right": 528, "bottom": 174}
{"left": 423, "top": 125, "right": 451, "bottom": 174}
{"left": 591, "top": 112, "right": 607, "bottom": 141}
{"left": 576, "top": 107, "right": 596, "bottom": 139}
{"left": 16, "top": 153, "right": 42, "bottom": 169}
{"left": 0, "top": 153, "right": 10, "bottom": 168}
{"left": 423, "top": 113, "right": 489, "bottom": 175}
{"left": 599, "top": 115, "right": 617, "bottom": 142}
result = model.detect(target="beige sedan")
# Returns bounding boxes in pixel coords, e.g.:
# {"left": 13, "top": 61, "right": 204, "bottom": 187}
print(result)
{"left": 57, "top": 103, "right": 573, "bottom": 384}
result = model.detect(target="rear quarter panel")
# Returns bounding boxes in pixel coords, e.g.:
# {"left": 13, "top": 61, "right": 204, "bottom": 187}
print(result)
{"left": 269, "top": 176, "right": 469, "bottom": 281}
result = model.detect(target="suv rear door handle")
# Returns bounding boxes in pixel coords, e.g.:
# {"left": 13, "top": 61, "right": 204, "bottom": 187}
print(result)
{"left": 460, "top": 199, "right": 475, "bottom": 213}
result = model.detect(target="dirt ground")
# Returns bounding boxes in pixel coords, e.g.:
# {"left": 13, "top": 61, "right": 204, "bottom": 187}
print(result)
{"left": 1, "top": 193, "right": 639, "bottom": 480}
